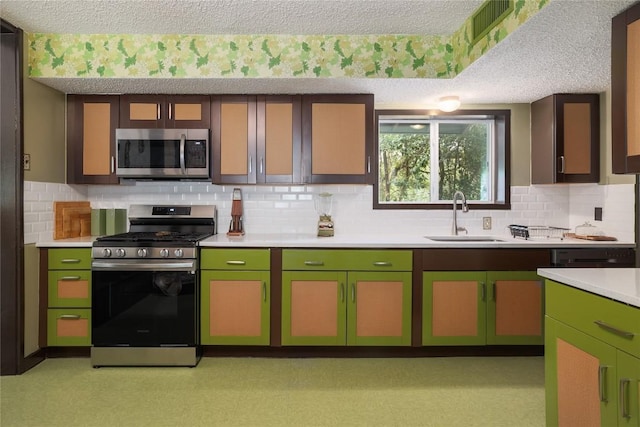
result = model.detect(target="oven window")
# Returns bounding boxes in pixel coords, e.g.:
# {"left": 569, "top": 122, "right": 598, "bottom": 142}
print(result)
{"left": 92, "top": 270, "right": 197, "bottom": 346}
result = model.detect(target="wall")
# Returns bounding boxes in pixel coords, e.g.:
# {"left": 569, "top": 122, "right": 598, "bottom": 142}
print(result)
{"left": 24, "top": 181, "right": 636, "bottom": 243}
{"left": 22, "top": 42, "right": 65, "bottom": 183}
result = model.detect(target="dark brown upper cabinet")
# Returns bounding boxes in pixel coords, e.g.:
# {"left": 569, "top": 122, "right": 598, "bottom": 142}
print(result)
{"left": 67, "top": 95, "right": 119, "bottom": 185}
{"left": 612, "top": 2, "right": 640, "bottom": 174}
{"left": 211, "top": 95, "right": 303, "bottom": 185}
{"left": 531, "top": 93, "right": 600, "bottom": 184}
{"left": 301, "top": 94, "right": 375, "bottom": 184}
{"left": 119, "top": 95, "right": 210, "bottom": 129}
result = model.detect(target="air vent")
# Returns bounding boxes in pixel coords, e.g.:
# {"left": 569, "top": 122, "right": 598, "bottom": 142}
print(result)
{"left": 471, "top": 0, "right": 514, "bottom": 45}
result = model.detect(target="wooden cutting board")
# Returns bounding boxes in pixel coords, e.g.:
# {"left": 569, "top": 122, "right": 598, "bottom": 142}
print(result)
{"left": 565, "top": 232, "right": 618, "bottom": 241}
{"left": 54, "top": 201, "right": 91, "bottom": 239}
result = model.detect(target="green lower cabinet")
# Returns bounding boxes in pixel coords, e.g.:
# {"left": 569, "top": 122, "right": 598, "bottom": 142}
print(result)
{"left": 201, "top": 270, "right": 270, "bottom": 345}
{"left": 423, "top": 271, "right": 544, "bottom": 346}
{"left": 47, "top": 248, "right": 92, "bottom": 347}
{"left": 281, "top": 271, "right": 412, "bottom": 346}
{"left": 422, "top": 271, "right": 487, "bottom": 346}
{"left": 47, "top": 308, "right": 91, "bottom": 346}
{"left": 617, "top": 350, "right": 640, "bottom": 427}
{"left": 486, "top": 271, "right": 544, "bottom": 345}
{"left": 48, "top": 270, "right": 91, "bottom": 307}
{"left": 545, "top": 316, "right": 618, "bottom": 427}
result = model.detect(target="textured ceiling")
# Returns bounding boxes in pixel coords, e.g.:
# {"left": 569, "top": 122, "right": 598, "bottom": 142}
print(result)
{"left": 1, "top": 0, "right": 637, "bottom": 106}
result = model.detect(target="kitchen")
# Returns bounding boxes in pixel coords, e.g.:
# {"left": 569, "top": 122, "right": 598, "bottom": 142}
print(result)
{"left": 2, "top": 0, "right": 640, "bottom": 426}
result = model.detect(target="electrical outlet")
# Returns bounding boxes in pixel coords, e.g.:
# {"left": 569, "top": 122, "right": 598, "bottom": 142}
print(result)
{"left": 23, "top": 154, "right": 31, "bottom": 171}
{"left": 482, "top": 216, "right": 492, "bottom": 230}
{"left": 594, "top": 207, "right": 603, "bottom": 221}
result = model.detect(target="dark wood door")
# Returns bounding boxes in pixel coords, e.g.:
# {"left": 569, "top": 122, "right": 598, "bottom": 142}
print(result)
{"left": 67, "top": 95, "right": 119, "bottom": 185}
{"left": 612, "top": 2, "right": 640, "bottom": 174}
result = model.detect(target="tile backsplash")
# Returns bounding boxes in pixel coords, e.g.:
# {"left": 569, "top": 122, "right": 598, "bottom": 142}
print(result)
{"left": 24, "top": 181, "right": 636, "bottom": 244}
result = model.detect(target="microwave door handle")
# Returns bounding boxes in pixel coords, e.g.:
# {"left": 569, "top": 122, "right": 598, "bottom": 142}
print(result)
{"left": 179, "top": 134, "right": 186, "bottom": 174}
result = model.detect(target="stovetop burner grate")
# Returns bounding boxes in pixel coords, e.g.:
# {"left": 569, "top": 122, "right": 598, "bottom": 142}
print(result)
{"left": 96, "top": 231, "right": 212, "bottom": 243}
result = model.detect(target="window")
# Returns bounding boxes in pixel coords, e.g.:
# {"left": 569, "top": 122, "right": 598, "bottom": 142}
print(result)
{"left": 374, "top": 110, "right": 510, "bottom": 210}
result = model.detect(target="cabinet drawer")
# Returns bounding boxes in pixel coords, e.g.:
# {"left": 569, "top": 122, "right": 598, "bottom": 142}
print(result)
{"left": 48, "top": 248, "right": 91, "bottom": 270}
{"left": 546, "top": 280, "right": 640, "bottom": 358}
{"left": 48, "top": 270, "right": 91, "bottom": 307}
{"left": 282, "top": 249, "right": 412, "bottom": 271}
{"left": 201, "top": 249, "right": 270, "bottom": 270}
{"left": 47, "top": 308, "right": 91, "bottom": 346}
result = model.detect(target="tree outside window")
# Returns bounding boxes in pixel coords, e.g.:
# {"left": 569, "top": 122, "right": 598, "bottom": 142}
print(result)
{"left": 375, "top": 110, "right": 509, "bottom": 210}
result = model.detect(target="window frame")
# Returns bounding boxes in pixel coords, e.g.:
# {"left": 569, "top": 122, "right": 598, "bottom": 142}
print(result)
{"left": 373, "top": 109, "right": 511, "bottom": 210}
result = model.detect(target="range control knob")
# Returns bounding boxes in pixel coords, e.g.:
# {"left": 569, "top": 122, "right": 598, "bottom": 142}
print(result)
{"left": 174, "top": 249, "right": 184, "bottom": 258}
{"left": 102, "top": 248, "right": 112, "bottom": 258}
{"left": 137, "top": 248, "right": 148, "bottom": 258}
{"left": 160, "top": 249, "right": 170, "bottom": 258}
{"left": 116, "top": 248, "right": 126, "bottom": 258}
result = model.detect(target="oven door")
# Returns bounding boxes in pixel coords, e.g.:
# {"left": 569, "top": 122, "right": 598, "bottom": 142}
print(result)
{"left": 115, "top": 128, "right": 209, "bottom": 178}
{"left": 92, "top": 259, "right": 198, "bottom": 347}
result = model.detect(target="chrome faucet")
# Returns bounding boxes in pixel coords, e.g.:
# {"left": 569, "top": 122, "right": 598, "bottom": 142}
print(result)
{"left": 452, "top": 191, "right": 469, "bottom": 235}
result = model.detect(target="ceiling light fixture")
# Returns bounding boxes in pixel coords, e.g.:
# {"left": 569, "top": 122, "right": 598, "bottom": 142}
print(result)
{"left": 438, "top": 96, "right": 461, "bottom": 112}
{"left": 409, "top": 124, "right": 425, "bottom": 130}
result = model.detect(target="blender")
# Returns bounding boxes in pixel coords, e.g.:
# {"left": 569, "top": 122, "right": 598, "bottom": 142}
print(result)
{"left": 314, "top": 192, "right": 334, "bottom": 237}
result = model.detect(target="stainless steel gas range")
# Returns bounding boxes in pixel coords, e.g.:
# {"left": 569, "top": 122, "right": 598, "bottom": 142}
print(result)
{"left": 91, "top": 205, "right": 217, "bottom": 367}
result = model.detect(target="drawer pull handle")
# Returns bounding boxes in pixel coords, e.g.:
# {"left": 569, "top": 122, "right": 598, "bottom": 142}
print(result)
{"left": 620, "top": 378, "right": 631, "bottom": 419}
{"left": 60, "top": 276, "right": 82, "bottom": 281}
{"left": 594, "top": 320, "right": 635, "bottom": 339}
{"left": 304, "top": 261, "right": 324, "bottom": 266}
{"left": 598, "top": 365, "right": 609, "bottom": 402}
{"left": 351, "top": 283, "right": 356, "bottom": 303}
{"left": 61, "top": 259, "right": 81, "bottom": 264}
{"left": 340, "top": 283, "right": 345, "bottom": 302}
{"left": 59, "top": 314, "right": 81, "bottom": 320}
{"left": 226, "top": 260, "right": 246, "bottom": 265}
{"left": 262, "top": 282, "right": 267, "bottom": 302}
{"left": 373, "top": 262, "right": 392, "bottom": 267}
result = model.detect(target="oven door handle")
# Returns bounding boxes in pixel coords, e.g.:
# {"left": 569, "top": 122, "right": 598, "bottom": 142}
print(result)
{"left": 92, "top": 261, "right": 196, "bottom": 271}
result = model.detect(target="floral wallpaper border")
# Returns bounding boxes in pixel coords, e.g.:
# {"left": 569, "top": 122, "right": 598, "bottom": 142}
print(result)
{"left": 27, "top": 0, "right": 549, "bottom": 80}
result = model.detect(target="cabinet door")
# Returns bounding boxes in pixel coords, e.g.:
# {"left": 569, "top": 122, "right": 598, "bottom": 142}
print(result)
{"left": 48, "top": 270, "right": 91, "bottom": 308}
{"left": 120, "top": 95, "right": 210, "bottom": 128}
{"left": 422, "top": 272, "right": 487, "bottom": 345}
{"left": 201, "top": 271, "right": 270, "bottom": 345}
{"left": 545, "top": 317, "right": 618, "bottom": 427}
{"left": 47, "top": 308, "right": 91, "bottom": 346}
{"left": 281, "top": 271, "right": 347, "bottom": 346}
{"left": 302, "top": 94, "right": 374, "bottom": 184}
{"left": 555, "top": 94, "right": 600, "bottom": 183}
{"left": 67, "top": 95, "right": 119, "bottom": 184}
{"left": 486, "top": 271, "right": 543, "bottom": 345}
{"left": 612, "top": 4, "right": 640, "bottom": 174}
{"left": 347, "top": 272, "right": 412, "bottom": 346}
{"left": 168, "top": 95, "right": 210, "bottom": 129}
{"left": 256, "top": 95, "right": 302, "bottom": 184}
{"left": 618, "top": 350, "right": 640, "bottom": 427}
{"left": 211, "top": 96, "right": 257, "bottom": 184}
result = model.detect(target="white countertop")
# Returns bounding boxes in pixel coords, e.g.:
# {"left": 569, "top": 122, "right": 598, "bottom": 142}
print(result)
{"left": 37, "top": 233, "right": 635, "bottom": 248}
{"left": 537, "top": 268, "right": 640, "bottom": 308}
{"left": 198, "top": 233, "right": 634, "bottom": 248}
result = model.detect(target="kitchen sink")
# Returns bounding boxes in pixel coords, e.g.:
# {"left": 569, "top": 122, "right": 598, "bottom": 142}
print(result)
{"left": 424, "top": 236, "right": 507, "bottom": 242}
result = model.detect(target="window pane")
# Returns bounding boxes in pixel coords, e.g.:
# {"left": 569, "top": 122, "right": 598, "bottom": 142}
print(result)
{"left": 438, "top": 123, "right": 489, "bottom": 201}
{"left": 375, "top": 110, "right": 509, "bottom": 209}
{"left": 378, "top": 123, "right": 430, "bottom": 203}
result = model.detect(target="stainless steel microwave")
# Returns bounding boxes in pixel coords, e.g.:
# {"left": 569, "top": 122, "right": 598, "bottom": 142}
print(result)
{"left": 115, "top": 128, "right": 210, "bottom": 179}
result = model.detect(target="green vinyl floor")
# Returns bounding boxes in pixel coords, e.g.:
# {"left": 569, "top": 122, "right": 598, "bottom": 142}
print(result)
{"left": 0, "top": 356, "right": 544, "bottom": 427}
